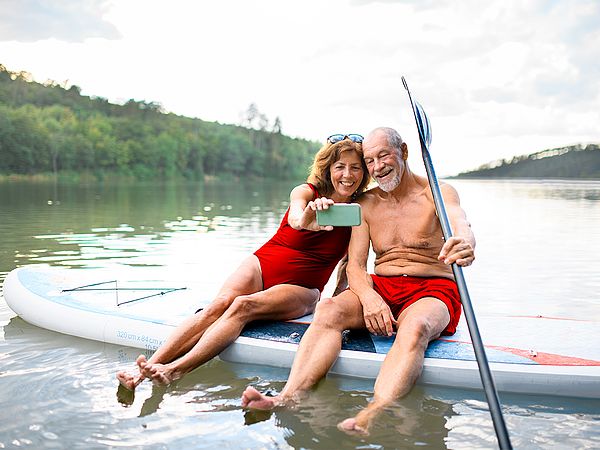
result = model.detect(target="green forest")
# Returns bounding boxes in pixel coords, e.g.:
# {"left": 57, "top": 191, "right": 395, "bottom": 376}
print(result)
{"left": 0, "top": 64, "right": 318, "bottom": 181}
{"left": 454, "top": 144, "right": 600, "bottom": 179}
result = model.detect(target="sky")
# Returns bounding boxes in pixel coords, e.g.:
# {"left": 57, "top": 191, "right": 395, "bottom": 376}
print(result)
{"left": 0, "top": 0, "right": 599, "bottom": 176}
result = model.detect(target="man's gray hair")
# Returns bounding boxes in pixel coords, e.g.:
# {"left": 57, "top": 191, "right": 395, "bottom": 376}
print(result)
{"left": 370, "top": 127, "right": 403, "bottom": 151}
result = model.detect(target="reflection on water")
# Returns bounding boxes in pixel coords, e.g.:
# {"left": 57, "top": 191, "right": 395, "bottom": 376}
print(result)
{"left": 1, "top": 178, "right": 600, "bottom": 449}
{"left": 0, "top": 179, "right": 295, "bottom": 274}
{"left": 451, "top": 179, "right": 600, "bottom": 320}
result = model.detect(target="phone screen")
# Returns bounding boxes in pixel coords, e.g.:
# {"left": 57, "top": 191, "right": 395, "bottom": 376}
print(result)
{"left": 316, "top": 203, "right": 361, "bottom": 227}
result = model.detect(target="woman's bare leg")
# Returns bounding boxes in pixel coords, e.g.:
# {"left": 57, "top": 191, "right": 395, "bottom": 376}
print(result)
{"left": 142, "top": 283, "right": 320, "bottom": 385}
{"left": 117, "top": 255, "right": 264, "bottom": 390}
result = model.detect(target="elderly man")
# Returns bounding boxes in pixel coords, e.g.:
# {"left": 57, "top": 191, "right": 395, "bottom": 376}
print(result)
{"left": 241, "top": 127, "right": 475, "bottom": 435}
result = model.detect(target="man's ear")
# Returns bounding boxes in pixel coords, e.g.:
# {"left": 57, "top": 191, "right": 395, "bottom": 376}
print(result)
{"left": 401, "top": 142, "right": 408, "bottom": 160}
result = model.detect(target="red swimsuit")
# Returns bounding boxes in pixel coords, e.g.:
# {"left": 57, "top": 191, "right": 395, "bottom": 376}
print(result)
{"left": 254, "top": 184, "right": 350, "bottom": 292}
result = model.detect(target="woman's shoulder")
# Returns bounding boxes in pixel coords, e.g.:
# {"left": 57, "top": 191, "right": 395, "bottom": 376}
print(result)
{"left": 290, "top": 183, "right": 316, "bottom": 201}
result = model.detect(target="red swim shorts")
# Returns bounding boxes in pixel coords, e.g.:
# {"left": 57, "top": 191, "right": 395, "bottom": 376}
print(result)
{"left": 370, "top": 274, "right": 462, "bottom": 335}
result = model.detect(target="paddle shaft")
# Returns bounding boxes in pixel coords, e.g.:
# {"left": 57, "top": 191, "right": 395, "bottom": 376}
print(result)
{"left": 401, "top": 76, "right": 511, "bottom": 448}
{"left": 420, "top": 145, "right": 512, "bottom": 449}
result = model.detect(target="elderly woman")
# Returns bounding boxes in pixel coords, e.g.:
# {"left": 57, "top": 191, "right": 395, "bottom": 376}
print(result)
{"left": 117, "top": 134, "right": 369, "bottom": 389}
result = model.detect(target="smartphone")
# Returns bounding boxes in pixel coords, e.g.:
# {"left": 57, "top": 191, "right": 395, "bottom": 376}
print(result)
{"left": 316, "top": 203, "right": 361, "bottom": 227}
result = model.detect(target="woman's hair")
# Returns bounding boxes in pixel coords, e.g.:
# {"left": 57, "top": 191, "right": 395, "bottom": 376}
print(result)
{"left": 307, "top": 139, "right": 370, "bottom": 199}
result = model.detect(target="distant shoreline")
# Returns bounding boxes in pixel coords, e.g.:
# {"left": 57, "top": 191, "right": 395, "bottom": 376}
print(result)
{"left": 449, "top": 176, "right": 600, "bottom": 181}
{"left": 452, "top": 144, "right": 600, "bottom": 180}
{"left": 0, "top": 171, "right": 287, "bottom": 184}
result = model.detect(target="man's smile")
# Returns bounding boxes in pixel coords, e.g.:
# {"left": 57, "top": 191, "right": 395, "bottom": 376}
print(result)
{"left": 375, "top": 167, "right": 393, "bottom": 180}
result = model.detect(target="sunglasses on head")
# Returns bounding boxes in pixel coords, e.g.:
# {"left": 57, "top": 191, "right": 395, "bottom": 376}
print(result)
{"left": 327, "top": 134, "right": 364, "bottom": 144}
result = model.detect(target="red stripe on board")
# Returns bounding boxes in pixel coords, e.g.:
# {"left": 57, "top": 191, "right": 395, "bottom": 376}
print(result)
{"left": 440, "top": 339, "right": 600, "bottom": 366}
{"left": 507, "top": 315, "right": 596, "bottom": 322}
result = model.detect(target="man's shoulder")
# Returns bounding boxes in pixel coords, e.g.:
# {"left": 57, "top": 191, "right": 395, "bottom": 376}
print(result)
{"left": 439, "top": 180, "right": 456, "bottom": 190}
{"left": 439, "top": 181, "right": 460, "bottom": 201}
{"left": 413, "top": 176, "right": 457, "bottom": 201}
{"left": 357, "top": 186, "right": 382, "bottom": 205}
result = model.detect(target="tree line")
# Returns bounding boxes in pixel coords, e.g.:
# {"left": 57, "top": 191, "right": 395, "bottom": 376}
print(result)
{"left": 0, "top": 64, "right": 318, "bottom": 180}
{"left": 454, "top": 144, "right": 600, "bottom": 179}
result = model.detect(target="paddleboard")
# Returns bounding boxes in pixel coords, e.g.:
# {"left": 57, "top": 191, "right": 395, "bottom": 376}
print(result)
{"left": 3, "top": 265, "right": 599, "bottom": 398}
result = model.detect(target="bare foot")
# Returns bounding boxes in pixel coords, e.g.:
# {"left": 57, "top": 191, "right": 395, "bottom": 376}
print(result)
{"left": 241, "top": 386, "right": 282, "bottom": 410}
{"left": 143, "top": 362, "right": 182, "bottom": 386}
{"left": 337, "top": 417, "right": 369, "bottom": 436}
{"left": 338, "top": 403, "right": 384, "bottom": 436}
{"left": 136, "top": 355, "right": 183, "bottom": 386}
{"left": 116, "top": 355, "right": 147, "bottom": 391}
{"left": 116, "top": 370, "right": 143, "bottom": 390}
{"left": 136, "top": 354, "right": 149, "bottom": 373}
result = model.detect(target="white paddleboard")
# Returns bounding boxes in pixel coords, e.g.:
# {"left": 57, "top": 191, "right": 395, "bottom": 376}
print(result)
{"left": 3, "top": 265, "right": 599, "bottom": 398}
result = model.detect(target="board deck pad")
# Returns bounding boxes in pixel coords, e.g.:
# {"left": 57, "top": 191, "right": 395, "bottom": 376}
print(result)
{"left": 241, "top": 319, "right": 599, "bottom": 366}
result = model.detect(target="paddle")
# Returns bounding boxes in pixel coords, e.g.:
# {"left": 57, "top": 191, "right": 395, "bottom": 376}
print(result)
{"left": 402, "top": 76, "right": 512, "bottom": 450}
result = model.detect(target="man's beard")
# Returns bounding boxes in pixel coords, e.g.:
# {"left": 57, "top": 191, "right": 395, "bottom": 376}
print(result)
{"left": 377, "top": 171, "right": 401, "bottom": 192}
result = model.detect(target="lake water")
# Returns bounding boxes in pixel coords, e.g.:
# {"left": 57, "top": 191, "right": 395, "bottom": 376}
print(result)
{"left": 1, "top": 178, "right": 599, "bottom": 449}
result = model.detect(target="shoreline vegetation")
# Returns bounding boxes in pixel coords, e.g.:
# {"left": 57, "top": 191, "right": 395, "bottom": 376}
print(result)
{"left": 2, "top": 63, "right": 598, "bottom": 181}
{"left": 0, "top": 170, "right": 249, "bottom": 184}
{"left": 453, "top": 143, "right": 600, "bottom": 179}
{"left": 0, "top": 63, "right": 318, "bottom": 182}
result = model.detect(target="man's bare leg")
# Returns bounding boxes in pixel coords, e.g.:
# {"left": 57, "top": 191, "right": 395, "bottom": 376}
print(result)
{"left": 142, "top": 284, "right": 319, "bottom": 385}
{"left": 116, "top": 256, "right": 263, "bottom": 391}
{"left": 338, "top": 298, "right": 450, "bottom": 435}
{"left": 242, "top": 290, "right": 365, "bottom": 410}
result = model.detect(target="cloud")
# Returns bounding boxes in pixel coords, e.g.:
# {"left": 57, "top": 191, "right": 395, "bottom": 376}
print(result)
{"left": 0, "top": 0, "right": 120, "bottom": 42}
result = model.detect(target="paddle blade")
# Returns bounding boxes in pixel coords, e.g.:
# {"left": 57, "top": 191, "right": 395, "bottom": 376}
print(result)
{"left": 414, "top": 100, "right": 432, "bottom": 149}
{"left": 401, "top": 76, "right": 433, "bottom": 151}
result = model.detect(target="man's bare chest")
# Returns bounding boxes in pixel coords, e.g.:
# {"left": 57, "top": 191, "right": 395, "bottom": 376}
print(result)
{"left": 366, "top": 201, "right": 442, "bottom": 253}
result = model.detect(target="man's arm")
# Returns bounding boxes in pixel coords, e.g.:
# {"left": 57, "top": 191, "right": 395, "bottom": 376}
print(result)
{"left": 346, "top": 211, "right": 396, "bottom": 336}
{"left": 438, "top": 183, "right": 476, "bottom": 266}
